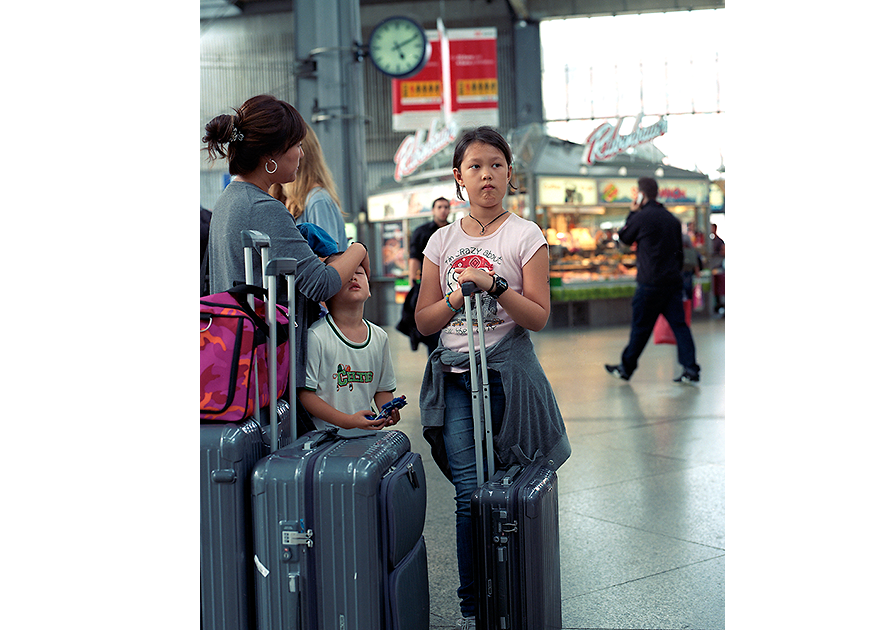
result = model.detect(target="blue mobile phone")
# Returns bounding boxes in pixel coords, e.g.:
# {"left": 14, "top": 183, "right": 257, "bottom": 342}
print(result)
{"left": 369, "top": 395, "right": 407, "bottom": 420}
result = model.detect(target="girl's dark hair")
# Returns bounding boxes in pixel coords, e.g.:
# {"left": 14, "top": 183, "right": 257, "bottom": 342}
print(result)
{"left": 451, "top": 126, "right": 516, "bottom": 201}
{"left": 202, "top": 94, "right": 307, "bottom": 176}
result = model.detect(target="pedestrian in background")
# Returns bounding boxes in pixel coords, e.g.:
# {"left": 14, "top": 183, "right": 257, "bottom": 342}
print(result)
{"left": 681, "top": 230, "right": 702, "bottom": 302}
{"left": 409, "top": 197, "right": 451, "bottom": 287}
{"left": 399, "top": 197, "right": 451, "bottom": 354}
{"left": 605, "top": 177, "right": 701, "bottom": 384}
{"left": 200, "top": 205, "right": 213, "bottom": 296}
{"left": 709, "top": 222, "right": 725, "bottom": 315}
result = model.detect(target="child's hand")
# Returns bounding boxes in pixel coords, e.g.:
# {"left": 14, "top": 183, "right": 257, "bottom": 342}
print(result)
{"left": 371, "top": 395, "right": 406, "bottom": 429}
{"left": 453, "top": 266, "right": 495, "bottom": 293}
{"left": 382, "top": 407, "right": 401, "bottom": 427}
{"left": 350, "top": 409, "right": 385, "bottom": 430}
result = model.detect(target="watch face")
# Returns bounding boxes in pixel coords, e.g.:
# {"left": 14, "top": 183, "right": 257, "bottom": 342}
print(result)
{"left": 368, "top": 17, "right": 430, "bottom": 79}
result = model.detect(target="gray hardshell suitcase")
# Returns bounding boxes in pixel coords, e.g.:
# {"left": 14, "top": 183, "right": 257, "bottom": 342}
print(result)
{"left": 200, "top": 401, "right": 292, "bottom": 630}
{"left": 251, "top": 431, "right": 429, "bottom": 629}
{"left": 200, "top": 233, "right": 295, "bottom": 630}
{"left": 251, "top": 257, "right": 428, "bottom": 630}
{"left": 470, "top": 461, "right": 561, "bottom": 630}
{"left": 461, "top": 282, "right": 563, "bottom": 630}
{"left": 251, "top": 429, "right": 429, "bottom": 630}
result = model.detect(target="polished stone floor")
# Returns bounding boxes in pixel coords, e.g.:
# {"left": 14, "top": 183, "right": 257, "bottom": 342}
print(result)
{"left": 383, "top": 316, "right": 725, "bottom": 630}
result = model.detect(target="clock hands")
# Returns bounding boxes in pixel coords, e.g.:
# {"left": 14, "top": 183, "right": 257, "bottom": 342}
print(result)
{"left": 391, "top": 33, "right": 421, "bottom": 59}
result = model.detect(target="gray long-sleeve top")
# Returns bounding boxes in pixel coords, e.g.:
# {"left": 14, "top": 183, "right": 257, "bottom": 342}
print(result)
{"left": 208, "top": 180, "right": 342, "bottom": 388}
{"left": 419, "top": 325, "right": 571, "bottom": 479}
{"left": 297, "top": 187, "right": 347, "bottom": 251}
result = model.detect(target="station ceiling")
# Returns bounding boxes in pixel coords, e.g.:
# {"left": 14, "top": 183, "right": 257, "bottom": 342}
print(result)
{"left": 202, "top": 0, "right": 725, "bottom": 28}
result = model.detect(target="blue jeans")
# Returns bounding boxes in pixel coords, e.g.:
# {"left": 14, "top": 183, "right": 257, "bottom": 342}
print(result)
{"left": 621, "top": 283, "right": 699, "bottom": 375}
{"left": 442, "top": 369, "right": 505, "bottom": 617}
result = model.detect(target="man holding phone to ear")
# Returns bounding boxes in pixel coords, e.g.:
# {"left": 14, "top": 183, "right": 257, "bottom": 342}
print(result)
{"left": 605, "top": 177, "right": 701, "bottom": 383}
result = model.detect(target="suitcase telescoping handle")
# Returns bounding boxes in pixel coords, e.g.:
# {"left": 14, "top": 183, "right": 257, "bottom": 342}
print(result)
{"left": 266, "top": 257, "right": 297, "bottom": 452}
{"left": 241, "top": 230, "right": 271, "bottom": 425}
{"left": 241, "top": 230, "right": 271, "bottom": 291}
{"left": 461, "top": 281, "right": 495, "bottom": 485}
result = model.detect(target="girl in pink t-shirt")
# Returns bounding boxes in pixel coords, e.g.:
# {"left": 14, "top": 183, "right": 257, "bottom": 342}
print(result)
{"left": 415, "top": 126, "right": 557, "bottom": 625}
{"left": 422, "top": 210, "right": 546, "bottom": 358}
{"left": 415, "top": 129, "right": 551, "bottom": 341}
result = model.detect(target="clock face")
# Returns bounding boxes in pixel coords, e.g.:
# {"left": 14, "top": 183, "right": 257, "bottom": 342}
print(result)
{"left": 368, "top": 17, "right": 430, "bottom": 79}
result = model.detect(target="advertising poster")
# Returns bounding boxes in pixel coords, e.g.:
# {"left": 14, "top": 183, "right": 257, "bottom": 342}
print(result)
{"left": 656, "top": 180, "right": 709, "bottom": 205}
{"left": 594, "top": 178, "right": 710, "bottom": 205}
{"left": 367, "top": 182, "right": 467, "bottom": 223}
{"left": 392, "top": 28, "right": 498, "bottom": 132}
{"left": 537, "top": 177, "right": 598, "bottom": 206}
{"left": 597, "top": 179, "right": 639, "bottom": 204}
{"left": 381, "top": 222, "right": 407, "bottom": 277}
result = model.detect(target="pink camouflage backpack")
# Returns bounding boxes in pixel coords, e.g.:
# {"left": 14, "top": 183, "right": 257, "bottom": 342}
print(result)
{"left": 200, "top": 284, "right": 290, "bottom": 422}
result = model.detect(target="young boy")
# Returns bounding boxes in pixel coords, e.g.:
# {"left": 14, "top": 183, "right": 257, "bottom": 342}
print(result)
{"left": 299, "top": 254, "right": 401, "bottom": 435}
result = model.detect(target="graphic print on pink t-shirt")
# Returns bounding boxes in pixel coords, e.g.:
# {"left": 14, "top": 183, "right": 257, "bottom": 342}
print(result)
{"left": 444, "top": 253, "right": 504, "bottom": 335}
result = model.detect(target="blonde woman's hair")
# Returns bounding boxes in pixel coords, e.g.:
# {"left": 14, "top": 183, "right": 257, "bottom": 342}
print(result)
{"left": 282, "top": 124, "right": 344, "bottom": 219}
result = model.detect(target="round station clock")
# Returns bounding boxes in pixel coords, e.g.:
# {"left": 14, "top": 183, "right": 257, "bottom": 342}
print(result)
{"left": 368, "top": 16, "right": 431, "bottom": 79}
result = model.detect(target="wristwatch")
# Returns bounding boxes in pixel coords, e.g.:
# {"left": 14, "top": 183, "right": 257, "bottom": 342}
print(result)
{"left": 488, "top": 276, "right": 508, "bottom": 299}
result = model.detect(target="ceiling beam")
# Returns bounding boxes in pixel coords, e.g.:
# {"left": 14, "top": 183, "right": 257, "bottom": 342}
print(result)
{"left": 507, "top": 0, "right": 531, "bottom": 21}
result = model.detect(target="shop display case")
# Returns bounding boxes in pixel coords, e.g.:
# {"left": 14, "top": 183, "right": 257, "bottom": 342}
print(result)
{"left": 544, "top": 204, "right": 637, "bottom": 286}
{"left": 542, "top": 203, "right": 705, "bottom": 288}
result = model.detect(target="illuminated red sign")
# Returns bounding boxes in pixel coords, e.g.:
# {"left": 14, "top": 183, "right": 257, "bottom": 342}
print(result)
{"left": 392, "top": 28, "right": 498, "bottom": 132}
{"left": 582, "top": 114, "right": 668, "bottom": 164}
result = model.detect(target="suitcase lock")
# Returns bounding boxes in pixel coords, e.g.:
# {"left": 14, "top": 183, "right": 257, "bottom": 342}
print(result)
{"left": 281, "top": 530, "right": 313, "bottom": 548}
{"left": 280, "top": 522, "right": 314, "bottom": 563}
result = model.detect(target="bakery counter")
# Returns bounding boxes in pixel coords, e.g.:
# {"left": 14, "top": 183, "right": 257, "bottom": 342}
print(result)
{"left": 547, "top": 277, "right": 713, "bottom": 328}
{"left": 548, "top": 279, "right": 637, "bottom": 328}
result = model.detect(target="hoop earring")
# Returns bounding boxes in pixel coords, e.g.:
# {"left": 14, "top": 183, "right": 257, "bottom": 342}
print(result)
{"left": 265, "top": 159, "right": 278, "bottom": 174}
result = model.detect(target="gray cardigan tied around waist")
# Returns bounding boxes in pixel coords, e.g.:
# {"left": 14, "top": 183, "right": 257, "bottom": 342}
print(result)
{"left": 419, "top": 325, "right": 571, "bottom": 481}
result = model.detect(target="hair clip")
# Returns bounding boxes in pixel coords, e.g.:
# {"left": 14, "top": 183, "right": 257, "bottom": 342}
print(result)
{"left": 230, "top": 127, "right": 244, "bottom": 142}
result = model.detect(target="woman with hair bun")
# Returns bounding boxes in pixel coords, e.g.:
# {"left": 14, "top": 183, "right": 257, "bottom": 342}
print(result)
{"left": 202, "top": 94, "right": 369, "bottom": 396}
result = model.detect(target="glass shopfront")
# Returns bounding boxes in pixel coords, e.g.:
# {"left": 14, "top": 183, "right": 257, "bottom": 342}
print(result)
{"left": 534, "top": 175, "right": 711, "bottom": 287}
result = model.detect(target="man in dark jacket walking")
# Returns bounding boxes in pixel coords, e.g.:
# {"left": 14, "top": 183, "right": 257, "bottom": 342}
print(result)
{"left": 605, "top": 177, "right": 700, "bottom": 383}
{"left": 397, "top": 197, "right": 451, "bottom": 353}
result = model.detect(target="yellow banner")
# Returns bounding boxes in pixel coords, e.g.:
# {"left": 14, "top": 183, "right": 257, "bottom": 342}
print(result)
{"left": 400, "top": 81, "right": 441, "bottom": 102}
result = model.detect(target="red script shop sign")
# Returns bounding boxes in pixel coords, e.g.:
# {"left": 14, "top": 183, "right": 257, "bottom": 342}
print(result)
{"left": 582, "top": 114, "right": 668, "bottom": 165}
{"left": 393, "top": 119, "right": 459, "bottom": 182}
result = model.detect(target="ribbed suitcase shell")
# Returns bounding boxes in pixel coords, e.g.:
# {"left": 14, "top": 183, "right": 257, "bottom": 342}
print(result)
{"left": 251, "top": 429, "right": 429, "bottom": 630}
{"left": 471, "top": 462, "right": 562, "bottom": 630}
{"left": 200, "top": 401, "right": 291, "bottom": 630}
